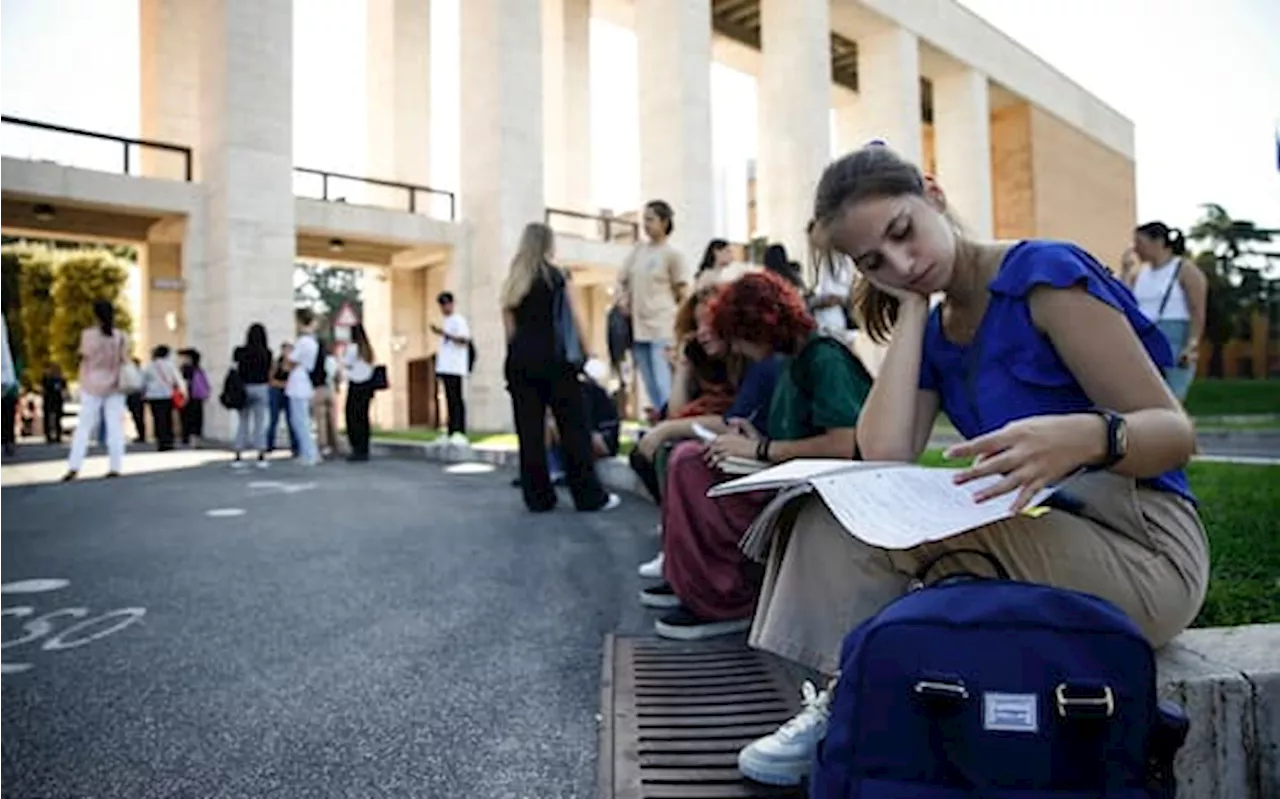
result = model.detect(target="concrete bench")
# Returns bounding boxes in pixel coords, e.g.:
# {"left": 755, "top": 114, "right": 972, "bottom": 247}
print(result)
{"left": 1158, "top": 624, "right": 1279, "bottom": 799}
{"left": 374, "top": 438, "right": 1278, "bottom": 797}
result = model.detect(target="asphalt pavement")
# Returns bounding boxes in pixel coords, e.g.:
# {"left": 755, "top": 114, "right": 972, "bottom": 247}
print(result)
{"left": 2, "top": 444, "right": 659, "bottom": 798}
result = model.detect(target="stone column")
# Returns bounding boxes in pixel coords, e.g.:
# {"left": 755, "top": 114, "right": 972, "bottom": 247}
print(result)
{"left": 757, "top": 0, "right": 831, "bottom": 262}
{"left": 460, "top": 0, "right": 544, "bottom": 432}
{"left": 366, "top": 0, "right": 432, "bottom": 212}
{"left": 636, "top": 0, "right": 714, "bottom": 261}
{"left": 933, "top": 67, "right": 994, "bottom": 238}
{"left": 138, "top": 218, "right": 187, "bottom": 359}
{"left": 139, "top": 0, "right": 202, "bottom": 180}
{"left": 193, "top": 0, "right": 296, "bottom": 439}
{"left": 834, "top": 89, "right": 864, "bottom": 158}
{"left": 543, "top": 0, "right": 592, "bottom": 226}
{"left": 857, "top": 26, "right": 922, "bottom": 167}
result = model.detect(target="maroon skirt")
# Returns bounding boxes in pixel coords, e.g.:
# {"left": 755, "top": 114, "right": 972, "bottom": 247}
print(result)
{"left": 661, "top": 440, "right": 773, "bottom": 621}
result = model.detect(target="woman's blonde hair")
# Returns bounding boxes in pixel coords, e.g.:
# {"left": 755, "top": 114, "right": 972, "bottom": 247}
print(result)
{"left": 500, "top": 222, "right": 556, "bottom": 310}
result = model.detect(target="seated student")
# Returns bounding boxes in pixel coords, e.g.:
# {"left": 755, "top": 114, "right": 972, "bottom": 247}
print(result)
{"left": 629, "top": 284, "right": 743, "bottom": 505}
{"left": 546, "top": 359, "right": 621, "bottom": 482}
{"left": 633, "top": 283, "right": 785, "bottom": 578}
{"left": 733, "top": 143, "right": 1209, "bottom": 788}
{"left": 643, "top": 271, "right": 871, "bottom": 641}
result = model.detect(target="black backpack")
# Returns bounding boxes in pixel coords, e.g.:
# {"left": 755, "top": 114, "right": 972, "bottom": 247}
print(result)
{"left": 309, "top": 345, "right": 328, "bottom": 388}
{"left": 219, "top": 367, "right": 247, "bottom": 410}
{"left": 467, "top": 340, "right": 477, "bottom": 374}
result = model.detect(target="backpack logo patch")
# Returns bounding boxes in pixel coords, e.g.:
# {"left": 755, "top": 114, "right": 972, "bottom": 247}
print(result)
{"left": 982, "top": 693, "right": 1038, "bottom": 733}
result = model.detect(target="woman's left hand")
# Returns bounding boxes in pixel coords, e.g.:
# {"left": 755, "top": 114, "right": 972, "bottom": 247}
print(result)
{"left": 703, "top": 432, "right": 757, "bottom": 468}
{"left": 944, "top": 413, "right": 1107, "bottom": 512}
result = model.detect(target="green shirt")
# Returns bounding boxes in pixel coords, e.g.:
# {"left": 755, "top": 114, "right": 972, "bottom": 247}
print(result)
{"left": 767, "top": 335, "right": 871, "bottom": 442}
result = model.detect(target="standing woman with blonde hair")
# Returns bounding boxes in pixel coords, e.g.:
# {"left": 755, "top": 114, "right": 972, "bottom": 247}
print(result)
{"left": 503, "top": 222, "right": 619, "bottom": 513}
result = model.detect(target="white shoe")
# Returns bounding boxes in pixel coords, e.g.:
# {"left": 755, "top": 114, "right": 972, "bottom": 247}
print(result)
{"left": 230, "top": 460, "right": 248, "bottom": 470}
{"left": 448, "top": 432, "right": 469, "bottom": 446}
{"left": 638, "top": 552, "right": 665, "bottom": 579}
{"left": 601, "top": 493, "right": 621, "bottom": 511}
{"left": 255, "top": 459, "right": 270, "bottom": 470}
{"left": 738, "top": 680, "right": 833, "bottom": 786}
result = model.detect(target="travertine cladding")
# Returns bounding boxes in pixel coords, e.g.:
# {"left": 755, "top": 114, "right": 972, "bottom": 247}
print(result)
{"left": 140, "top": 220, "right": 186, "bottom": 358}
{"left": 193, "top": 0, "right": 296, "bottom": 440}
{"left": 757, "top": 0, "right": 831, "bottom": 261}
{"left": 139, "top": 0, "right": 202, "bottom": 180}
{"left": 637, "top": 0, "right": 715, "bottom": 261}
{"left": 543, "top": 0, "right": 593, "bottom": 213}
{"left": 856, "top": 26, "right": 923, "bottom": 167}
{"left": 1030, "top": 106, "right": 1136, "bottom": 267}
{"left": 989, "top": 102, "right": 1036, "bottom": 242}
{"left": 459, "top": 0, "right": 545, "bottom": 432}
{"left": 933, "top": 67, "right": 993, "bottom": 238}
{"left": 366, "top": 0, "right": 432, "bottom": 208}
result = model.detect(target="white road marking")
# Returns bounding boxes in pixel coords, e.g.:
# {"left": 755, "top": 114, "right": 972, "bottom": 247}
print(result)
{"left": 205, "top": 508, "right": 247, "bottom": 518}
{"left": 0, "top": 579, "right": 70, "bottom": 595}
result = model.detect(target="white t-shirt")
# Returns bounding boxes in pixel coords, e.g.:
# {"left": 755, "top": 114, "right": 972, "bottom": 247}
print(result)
{"left": 287, "top": 333, "right": 319, "bottom": 399}
{"left": 813, "top": 257, "right": 854, "bottom": 333}
{"left": 436, "top": 313, "right": 471, "bottom": 377}
{"left": 1133, "top": 258, "right": 1190, "bottom": 322}
{"left": 343, "top": 346, "right": 374, "bottom": 384}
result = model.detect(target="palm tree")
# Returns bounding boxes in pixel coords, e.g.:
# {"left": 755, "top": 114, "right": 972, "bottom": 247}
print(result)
{"left": 1187, "top": 204, "right": 1278, "bottom": 377}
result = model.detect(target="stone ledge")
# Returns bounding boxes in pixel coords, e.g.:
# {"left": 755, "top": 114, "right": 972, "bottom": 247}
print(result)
{"left": 373, "top": 437, "right": 1277, "bottom": 798}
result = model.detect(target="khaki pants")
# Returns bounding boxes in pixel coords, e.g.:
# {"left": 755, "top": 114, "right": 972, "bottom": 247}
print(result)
{"left": 749, "top": 475, "right": 1210, "bottom": 675}
{"left": 310, "top": 387, "right": 337, "bottom": 454}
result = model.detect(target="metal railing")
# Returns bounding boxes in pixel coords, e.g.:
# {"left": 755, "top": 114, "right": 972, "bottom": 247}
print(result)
{"left": 545, "top": 207, "right": 639, "bottom": 243}
{"left": 292, "top": 167, "right": 457, "bottom": 221}
{"left": 1, "top": 115, "right": 193, "bottom": 181}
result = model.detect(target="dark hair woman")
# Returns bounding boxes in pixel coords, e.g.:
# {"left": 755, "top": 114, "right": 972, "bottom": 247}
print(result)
{"left": 62, "top": 300, "right": 130, "bottom": 480}
{"left": 1130, "top": 221, "right": 1207, "bottom": 401}
{"left": 231, "top": 323, "right": 273, "bottom": 467}
{"left": 343, "top": 322, "right": 378, "bottom": 462}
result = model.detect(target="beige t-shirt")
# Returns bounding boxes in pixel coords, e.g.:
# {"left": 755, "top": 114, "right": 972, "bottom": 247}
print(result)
{"left": 618, "top": 241, "right": 689, "bottom": 342}
{"left": 79, "top": 328, "right": 125, "bottom": 397}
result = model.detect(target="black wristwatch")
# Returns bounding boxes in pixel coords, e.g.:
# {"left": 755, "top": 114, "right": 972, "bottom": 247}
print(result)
{"left": 1089, "top": 409, "right": 1128, "bottom": 469}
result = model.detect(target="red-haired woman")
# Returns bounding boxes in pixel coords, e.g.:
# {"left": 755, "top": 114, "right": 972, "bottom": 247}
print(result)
{"left": 642, "top": 271, "right": 872, "bottom": 640}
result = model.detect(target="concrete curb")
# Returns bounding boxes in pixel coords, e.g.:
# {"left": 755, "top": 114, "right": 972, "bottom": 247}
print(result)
{"left": 370, "top": 438, "right": 654, "bottom": 503}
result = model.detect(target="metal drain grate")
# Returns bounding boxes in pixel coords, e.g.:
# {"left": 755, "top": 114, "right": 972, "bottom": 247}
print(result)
{"left": 599, "top": 634, "right": 804, "bottom": 799}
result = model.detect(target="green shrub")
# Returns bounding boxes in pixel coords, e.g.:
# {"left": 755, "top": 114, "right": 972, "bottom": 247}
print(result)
{"left": 49, "top": 252, "right": 133, "bottom": 377}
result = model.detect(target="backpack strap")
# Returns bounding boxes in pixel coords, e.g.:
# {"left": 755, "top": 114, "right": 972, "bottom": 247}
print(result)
{"left": 1154, "top": 258, "right": 1184, "bottom": 322}
{"left": 911, "top": 548, "right": 1010, "bottom": 588}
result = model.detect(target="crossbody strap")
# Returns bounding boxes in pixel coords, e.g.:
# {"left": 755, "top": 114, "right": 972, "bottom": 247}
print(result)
{"left": 1154, "top": 259, "right": 1183, "bottom": 322}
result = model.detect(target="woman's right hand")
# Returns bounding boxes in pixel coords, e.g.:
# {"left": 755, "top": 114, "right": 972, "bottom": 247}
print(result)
{"left": 637, "top": 425, "right": 668, "bottom": 460}
{"left": 862, "top": 271, "right": 930, "bottom": 307}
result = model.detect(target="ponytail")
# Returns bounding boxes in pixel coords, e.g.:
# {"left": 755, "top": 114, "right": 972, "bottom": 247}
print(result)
{"left": 1168, "top": 229, "right": 1187, "bottom": 256}
{"left": 851, "top": 277, "right": 900, "bottom": 345}
{"left": 92, "top": 299, "right": 115, "bottom": 337}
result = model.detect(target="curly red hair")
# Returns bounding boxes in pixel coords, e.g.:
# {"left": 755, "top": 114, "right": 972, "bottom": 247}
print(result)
{"left": 709, "top": 270, "right": 815, "bottom": 355}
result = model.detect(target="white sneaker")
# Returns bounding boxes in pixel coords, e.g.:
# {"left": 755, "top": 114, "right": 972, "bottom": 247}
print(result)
{"left": 448, "top": 432, "right": 469, "bottom": 446}
{"left": 256, "top": 459, "right": 270, "bottom": 470}
{"left": 638, "top": 552, "right": 665, "bottom": 579}
{"left": 602, "top": 493, "right": 621, "bottom": 511}
{"left": 230, "top": 460, "right": 248, "bottom": 470}
{"left": 738, "top": 680, "right": 833, "bottom": 786}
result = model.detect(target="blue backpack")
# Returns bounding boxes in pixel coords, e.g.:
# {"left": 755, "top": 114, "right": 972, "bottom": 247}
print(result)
{"left": 810, "top": 551, "right": 1188, "bottom": 798}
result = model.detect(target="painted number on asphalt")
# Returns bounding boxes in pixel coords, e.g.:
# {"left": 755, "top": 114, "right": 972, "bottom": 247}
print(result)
{"left": 0, "top": 579, "right": 145, "bottom": 675}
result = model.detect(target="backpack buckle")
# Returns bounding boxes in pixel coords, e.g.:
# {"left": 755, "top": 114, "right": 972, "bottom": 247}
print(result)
{"left": 914, "top": 678, "right": 969, "bottom": 715}
{"left": 1054, "top": 682, "right": 1115, "bottom": 719}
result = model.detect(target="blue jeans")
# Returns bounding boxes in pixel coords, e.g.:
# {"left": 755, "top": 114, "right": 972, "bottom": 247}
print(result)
{"left": 235, "top": 384, "right": 270, "bottom": 454}
{"left": 633, "top": 340, "right": 672, "bottom": 411}
{"left": 287, "top": 395, "right": 318, "bottom": 464}
{"left": 1156, "top": 319, "right": 1194, "bottom": 401}
{"left": 267, "top": 386, "right": 298, "bottom": 455}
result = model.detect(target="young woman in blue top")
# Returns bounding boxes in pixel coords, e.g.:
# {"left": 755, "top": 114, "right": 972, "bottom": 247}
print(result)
{"left": 733, "top": 143, "right": 1210, "bottom": 788}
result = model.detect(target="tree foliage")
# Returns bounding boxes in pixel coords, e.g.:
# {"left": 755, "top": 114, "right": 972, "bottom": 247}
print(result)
{"left": 1186, "top": 204, "right": 1278, "bottom": 376}
{"left": 293, "top": 262, "right": 363, "bottom": 335}
{"left": 49, "top": 252, "right": 133, "bottom": 377}
{"left": 14, "top": 246, "right": 58, "bottom": 383}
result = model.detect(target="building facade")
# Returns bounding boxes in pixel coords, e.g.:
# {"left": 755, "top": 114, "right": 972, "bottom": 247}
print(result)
{"left": 1, "top": 0, "right": 1136, "bottom": 437}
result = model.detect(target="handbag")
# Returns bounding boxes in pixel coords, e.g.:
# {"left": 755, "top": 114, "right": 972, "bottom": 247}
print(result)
{"left": 369, "top": 365, "right": 389, "bottom": 391}
{"left": 552, "top": 269, "right": 584, "bottom": 366}
{"left": 116, "top": 334, "right": 144, "bottom": 394}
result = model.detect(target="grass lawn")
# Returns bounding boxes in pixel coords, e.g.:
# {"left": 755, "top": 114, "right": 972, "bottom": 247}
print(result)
{"left": 917, "top": 449, "right": 1279, "bottom": 626}
{"left": 1184, "top": 379, "right": 1280, "bottom": 417}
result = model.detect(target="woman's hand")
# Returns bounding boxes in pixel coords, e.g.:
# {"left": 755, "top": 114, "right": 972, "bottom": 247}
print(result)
{"left": 861, "top": 271, "right": 930, "bottom": 307}
{"left": 944, "top": 413, "right": 1107, "bottom": 512}
{"left": 1179, "top": 340, "right": 1199, "bottom": 369}
{"left": 636, "top": 425, "right": 670, "bottom": 460}
{"left": 703, "top": 431, "right": 758, "bottom": 468}
{"left": 726, "top": 417, "right": 763, "bottom": 441}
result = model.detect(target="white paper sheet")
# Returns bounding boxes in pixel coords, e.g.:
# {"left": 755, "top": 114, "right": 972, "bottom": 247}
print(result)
{"left": 708, "top": 458, "right": 895, "bottom": 497}
{"left": 809, "top": 466, "right": 1058, "bottom": 550}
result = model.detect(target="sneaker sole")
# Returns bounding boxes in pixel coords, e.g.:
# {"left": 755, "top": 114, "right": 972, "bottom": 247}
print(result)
{"left": 637, "top": 564, "right": 663, "bottom": 579}
{"left": 638, "top": 590, "right": 683, "bottom": 609}
{"left": 737, "top": 747, "right": 808, "bottom": 787}
{"left": 654, "top": 616, "right": 751, "bottom": 641}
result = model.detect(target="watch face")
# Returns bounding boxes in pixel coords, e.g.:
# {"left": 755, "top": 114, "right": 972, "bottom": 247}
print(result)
{"left": 1113, "top": 416, "right": 1129, "bottom": 459}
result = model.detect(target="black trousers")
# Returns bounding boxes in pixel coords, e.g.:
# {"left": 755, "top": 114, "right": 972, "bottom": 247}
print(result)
{"left": 148, "top": 399, "right": 175, "bottom": 450}
{"left": 345, "top": 381, "right": 375, "bottom": 457}
{"left": 629, "top": 447, "right": 664, "bottom": 505}
{"left": 44, "top": 402, "right": 63, "bottom": 443}
{"left": 439, "top": 374, "right": 466, "bottom": 434}
{"left": 508, "top": 366, "right": 608, "bottom": 512}
{"left": 127, "top": 393, "right": 146, "bottom": 442}
{"left": 181, "top": 400, "right": 204, "bottom": 444}
{"left": 1, "top": 394, "right": 16, "bottom": 451}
